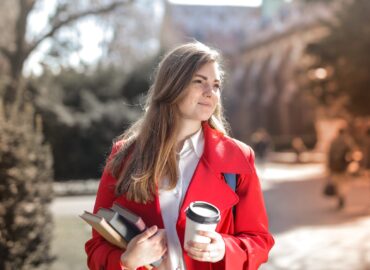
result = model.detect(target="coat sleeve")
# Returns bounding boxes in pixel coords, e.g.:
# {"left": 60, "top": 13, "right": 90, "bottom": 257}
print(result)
{"left": 85, "top": 142, "right": 142, "bottom": 270}
{"left": 221, "top": 145, "right": 274, "bottom": 270}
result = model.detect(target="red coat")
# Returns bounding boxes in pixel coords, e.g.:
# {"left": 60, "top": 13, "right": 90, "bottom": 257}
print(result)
{"left": 85, "top": 123, "right": 274, "bottom": 270}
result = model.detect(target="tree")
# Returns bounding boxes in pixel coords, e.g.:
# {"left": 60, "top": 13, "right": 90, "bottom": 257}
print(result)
{"left": 30, "top": 66, "right": 142, "bottom": 180}
{"left": 25, "top": 0, "right": 163, "bottom": 180}
{"left": 0, "top": 0, "right": 134, "bottom": 268}
{"left": 0, "top": 106, "right": 54, "bottom": 270}
{"left": 0, "top": 0, "right": 132, "bottom": 121}
{"left": 101, "top": 0, "right": 164, "bottom": 73}
{"left": 304, "top": 0, "right": 370, "bottom": 116}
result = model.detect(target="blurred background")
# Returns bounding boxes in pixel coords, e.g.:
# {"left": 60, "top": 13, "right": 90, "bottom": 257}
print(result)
{"left": 0, "top": 0, "right": 369, "bottom": 269}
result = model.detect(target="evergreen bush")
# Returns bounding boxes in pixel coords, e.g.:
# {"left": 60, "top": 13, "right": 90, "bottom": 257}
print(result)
{"left": 0, "top": 104, "right": 54, "bottom": 270}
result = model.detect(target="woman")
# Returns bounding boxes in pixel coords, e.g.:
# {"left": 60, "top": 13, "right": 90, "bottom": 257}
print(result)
{"left": 85, "top": 42, "right": 274, "bottom": 270}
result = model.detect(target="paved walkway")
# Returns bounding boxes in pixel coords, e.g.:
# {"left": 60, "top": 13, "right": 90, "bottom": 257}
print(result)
{"left": 258, "top": 163, "right": 370, "bottom": 270}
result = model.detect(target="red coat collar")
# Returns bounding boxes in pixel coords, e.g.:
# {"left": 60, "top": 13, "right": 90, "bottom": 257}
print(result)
{"left": 201, "top": 122, "right": 251, "bottom": 175}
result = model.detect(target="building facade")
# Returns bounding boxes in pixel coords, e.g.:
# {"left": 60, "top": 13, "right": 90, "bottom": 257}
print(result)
{"left": 161, "top": 0, "right": 334, "bottom": 149}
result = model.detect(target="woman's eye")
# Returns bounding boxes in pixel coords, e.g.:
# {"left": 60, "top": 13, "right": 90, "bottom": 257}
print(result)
{"left": 193, "top": 80, "right": 202, "bottom": 84}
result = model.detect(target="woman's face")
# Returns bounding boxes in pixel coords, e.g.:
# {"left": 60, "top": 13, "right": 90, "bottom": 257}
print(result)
{"left": 177, "top": 61, "right": 221, "bottom": 124}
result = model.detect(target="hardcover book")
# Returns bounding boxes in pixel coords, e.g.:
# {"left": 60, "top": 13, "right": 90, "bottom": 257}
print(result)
{"left": 111, "top": 203, "right": 147, "bottom": 232}
{"left": 79, "top": 211, "right": 127, "bottom": 249}
{"left": 96, "top": 208, "right": 141, "bottom": 242}
{"left": 80, "top": 206, "right": 161, "bottom": 269}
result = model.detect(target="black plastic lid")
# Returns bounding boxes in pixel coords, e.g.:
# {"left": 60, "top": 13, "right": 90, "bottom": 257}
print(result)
{"left": 185, "top": 201, "right": 220, "bottom": 224}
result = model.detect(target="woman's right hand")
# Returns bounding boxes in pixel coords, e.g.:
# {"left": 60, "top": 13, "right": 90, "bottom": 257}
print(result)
{"left": 120, "top": 225, "right": 167, "bottom": 269}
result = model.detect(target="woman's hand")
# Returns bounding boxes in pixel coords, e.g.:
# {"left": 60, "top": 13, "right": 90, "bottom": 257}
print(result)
{"left": 120, "top": 225, "right": 167, "bottom": 269}
{"left": 184, "top": 230, "right": 226, "bottom": 263}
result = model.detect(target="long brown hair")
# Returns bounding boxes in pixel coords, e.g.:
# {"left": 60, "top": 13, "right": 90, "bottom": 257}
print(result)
{"left": 108, "top": 42, "right": 229, "bottom": 203}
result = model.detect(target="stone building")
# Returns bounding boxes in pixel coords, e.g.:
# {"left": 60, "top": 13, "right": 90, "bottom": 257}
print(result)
{"left": 228, "top": 2, "right": 335, "bottom": 148}
{"left": 161, "top": 0, "right": 335, "bottom": 149}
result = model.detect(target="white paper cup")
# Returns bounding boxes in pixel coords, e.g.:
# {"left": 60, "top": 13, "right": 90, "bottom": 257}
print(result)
{"left": 184, "top": 201, "right": 220, "bottom": 246}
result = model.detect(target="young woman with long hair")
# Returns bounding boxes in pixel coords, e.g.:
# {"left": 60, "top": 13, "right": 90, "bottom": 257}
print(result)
{"left": 85, "top": 42, "right": 274, "bottom": 270}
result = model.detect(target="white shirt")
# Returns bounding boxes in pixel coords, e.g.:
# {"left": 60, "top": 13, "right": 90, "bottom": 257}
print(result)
{"left": 158, "top": 128, "right": 204, "bottom": 270}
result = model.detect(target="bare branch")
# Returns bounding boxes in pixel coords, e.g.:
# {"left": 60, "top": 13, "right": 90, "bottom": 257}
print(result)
{"left": 25, "top": 0, "right": 133, "bottom": 59}
{"left": 0, "top": 1, "right": 35, "bottom": 67}
{"left": 16, "top": 0, "right": 37, "bottom": 53}
{"left": 7, "top": 0, "right": 38, "bottom": 79}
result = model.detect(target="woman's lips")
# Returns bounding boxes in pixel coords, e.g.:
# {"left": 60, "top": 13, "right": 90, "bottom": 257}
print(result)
{"left": 198, "top": 102, "right": 212, "bottom": 107}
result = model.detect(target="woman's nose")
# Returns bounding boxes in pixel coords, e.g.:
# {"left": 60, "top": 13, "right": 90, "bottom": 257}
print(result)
{"left": 202, "top": 83, "right": 212, "bottom": 96}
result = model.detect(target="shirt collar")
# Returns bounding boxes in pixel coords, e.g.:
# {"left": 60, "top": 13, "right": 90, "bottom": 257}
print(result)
{"left": 178, "top": 128, "right": 204, "bottom": 158}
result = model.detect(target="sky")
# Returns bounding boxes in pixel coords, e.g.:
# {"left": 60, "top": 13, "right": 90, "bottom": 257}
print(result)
{"left": 25, "top": 0, "right": 108, "bottom": 76}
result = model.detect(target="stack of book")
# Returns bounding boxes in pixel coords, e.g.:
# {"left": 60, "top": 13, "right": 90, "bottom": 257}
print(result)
{"left": 80, "top": 203, "right": 161, "bottom": 269}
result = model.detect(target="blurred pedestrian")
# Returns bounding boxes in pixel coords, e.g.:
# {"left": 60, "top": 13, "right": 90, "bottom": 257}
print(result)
{"left": 291, "top": 136, "right": 306, "bottom": 163}
{"left": 327, "top": 128, "right": 353, "bottom": 209}
{"left": 251, "top": 128, "right": 271, "bottom": 168}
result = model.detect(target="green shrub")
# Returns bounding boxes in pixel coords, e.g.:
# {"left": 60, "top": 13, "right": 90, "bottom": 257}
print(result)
{"left": 0, "top": 105, "right": 54, "bottom": 270}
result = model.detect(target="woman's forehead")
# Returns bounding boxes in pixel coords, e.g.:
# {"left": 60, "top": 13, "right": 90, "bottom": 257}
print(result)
{"left": 193, "top": 62, "right": 221, "bottom": 80}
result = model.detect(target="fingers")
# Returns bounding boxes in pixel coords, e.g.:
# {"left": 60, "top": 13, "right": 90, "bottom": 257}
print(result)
{"left": 159, "top": 231, "right": 167, "bottom": 248}
{"left": 196, "top": 230, "right": 219, "bottom": 242}
{"left": 185, "top": 244, "right": 220, "bottom": 262}
{"left": 186, "top": 240, "right": 216, "bottom": 251}
{"left": 145, "top": 229, "right": 167, "bottom": 256}
{"left": 185, "top": 244, "right": 224, "bottom": 263}
{"left": 185, "top": 247, "right": 209, "bottom": 262}
{"left": 160, "top": 246, "right": 168, "bottom": 257}
{"left": 152, "top": 229, "right": 167, "bottom": 249}
{"left": 137, "top": 225, "right": 158, "bottom": 243}
{"left": 185, "top": 231, "right": 225, "bottom": 263}
{"left": 162, "top": 250, "right": 168, "bottom": 259}
{"left": 148, "top": 228, "right": 166, "bottom": 242}
{"left": 185, "top": 230, "right": 219, "bottom": 249}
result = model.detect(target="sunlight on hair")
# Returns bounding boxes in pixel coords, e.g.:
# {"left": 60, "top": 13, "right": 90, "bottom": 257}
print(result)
{"left": 209, "top": 115, "right": 226, "bottom": 134}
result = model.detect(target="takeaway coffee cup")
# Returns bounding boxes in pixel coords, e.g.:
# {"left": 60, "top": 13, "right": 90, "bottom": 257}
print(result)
{"left": 184, "top": 201, "right": 220, "bottom": 246}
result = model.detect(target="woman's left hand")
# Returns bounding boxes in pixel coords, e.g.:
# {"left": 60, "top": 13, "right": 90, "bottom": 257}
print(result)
{"left": 184, "top": 230, "right": 226, "bottom": 263}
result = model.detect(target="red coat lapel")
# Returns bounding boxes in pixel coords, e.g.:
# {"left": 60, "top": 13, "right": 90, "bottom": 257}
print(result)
{"left": 175, "top": 156, "right": 239, "bottom": 233}
{"left": 175, "top": 123, "right": 251, "bottom": 243}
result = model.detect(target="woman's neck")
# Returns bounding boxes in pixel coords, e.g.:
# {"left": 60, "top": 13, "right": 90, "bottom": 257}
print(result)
{"left": 176, "top": 120, "right": 202, "bottom": 151}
